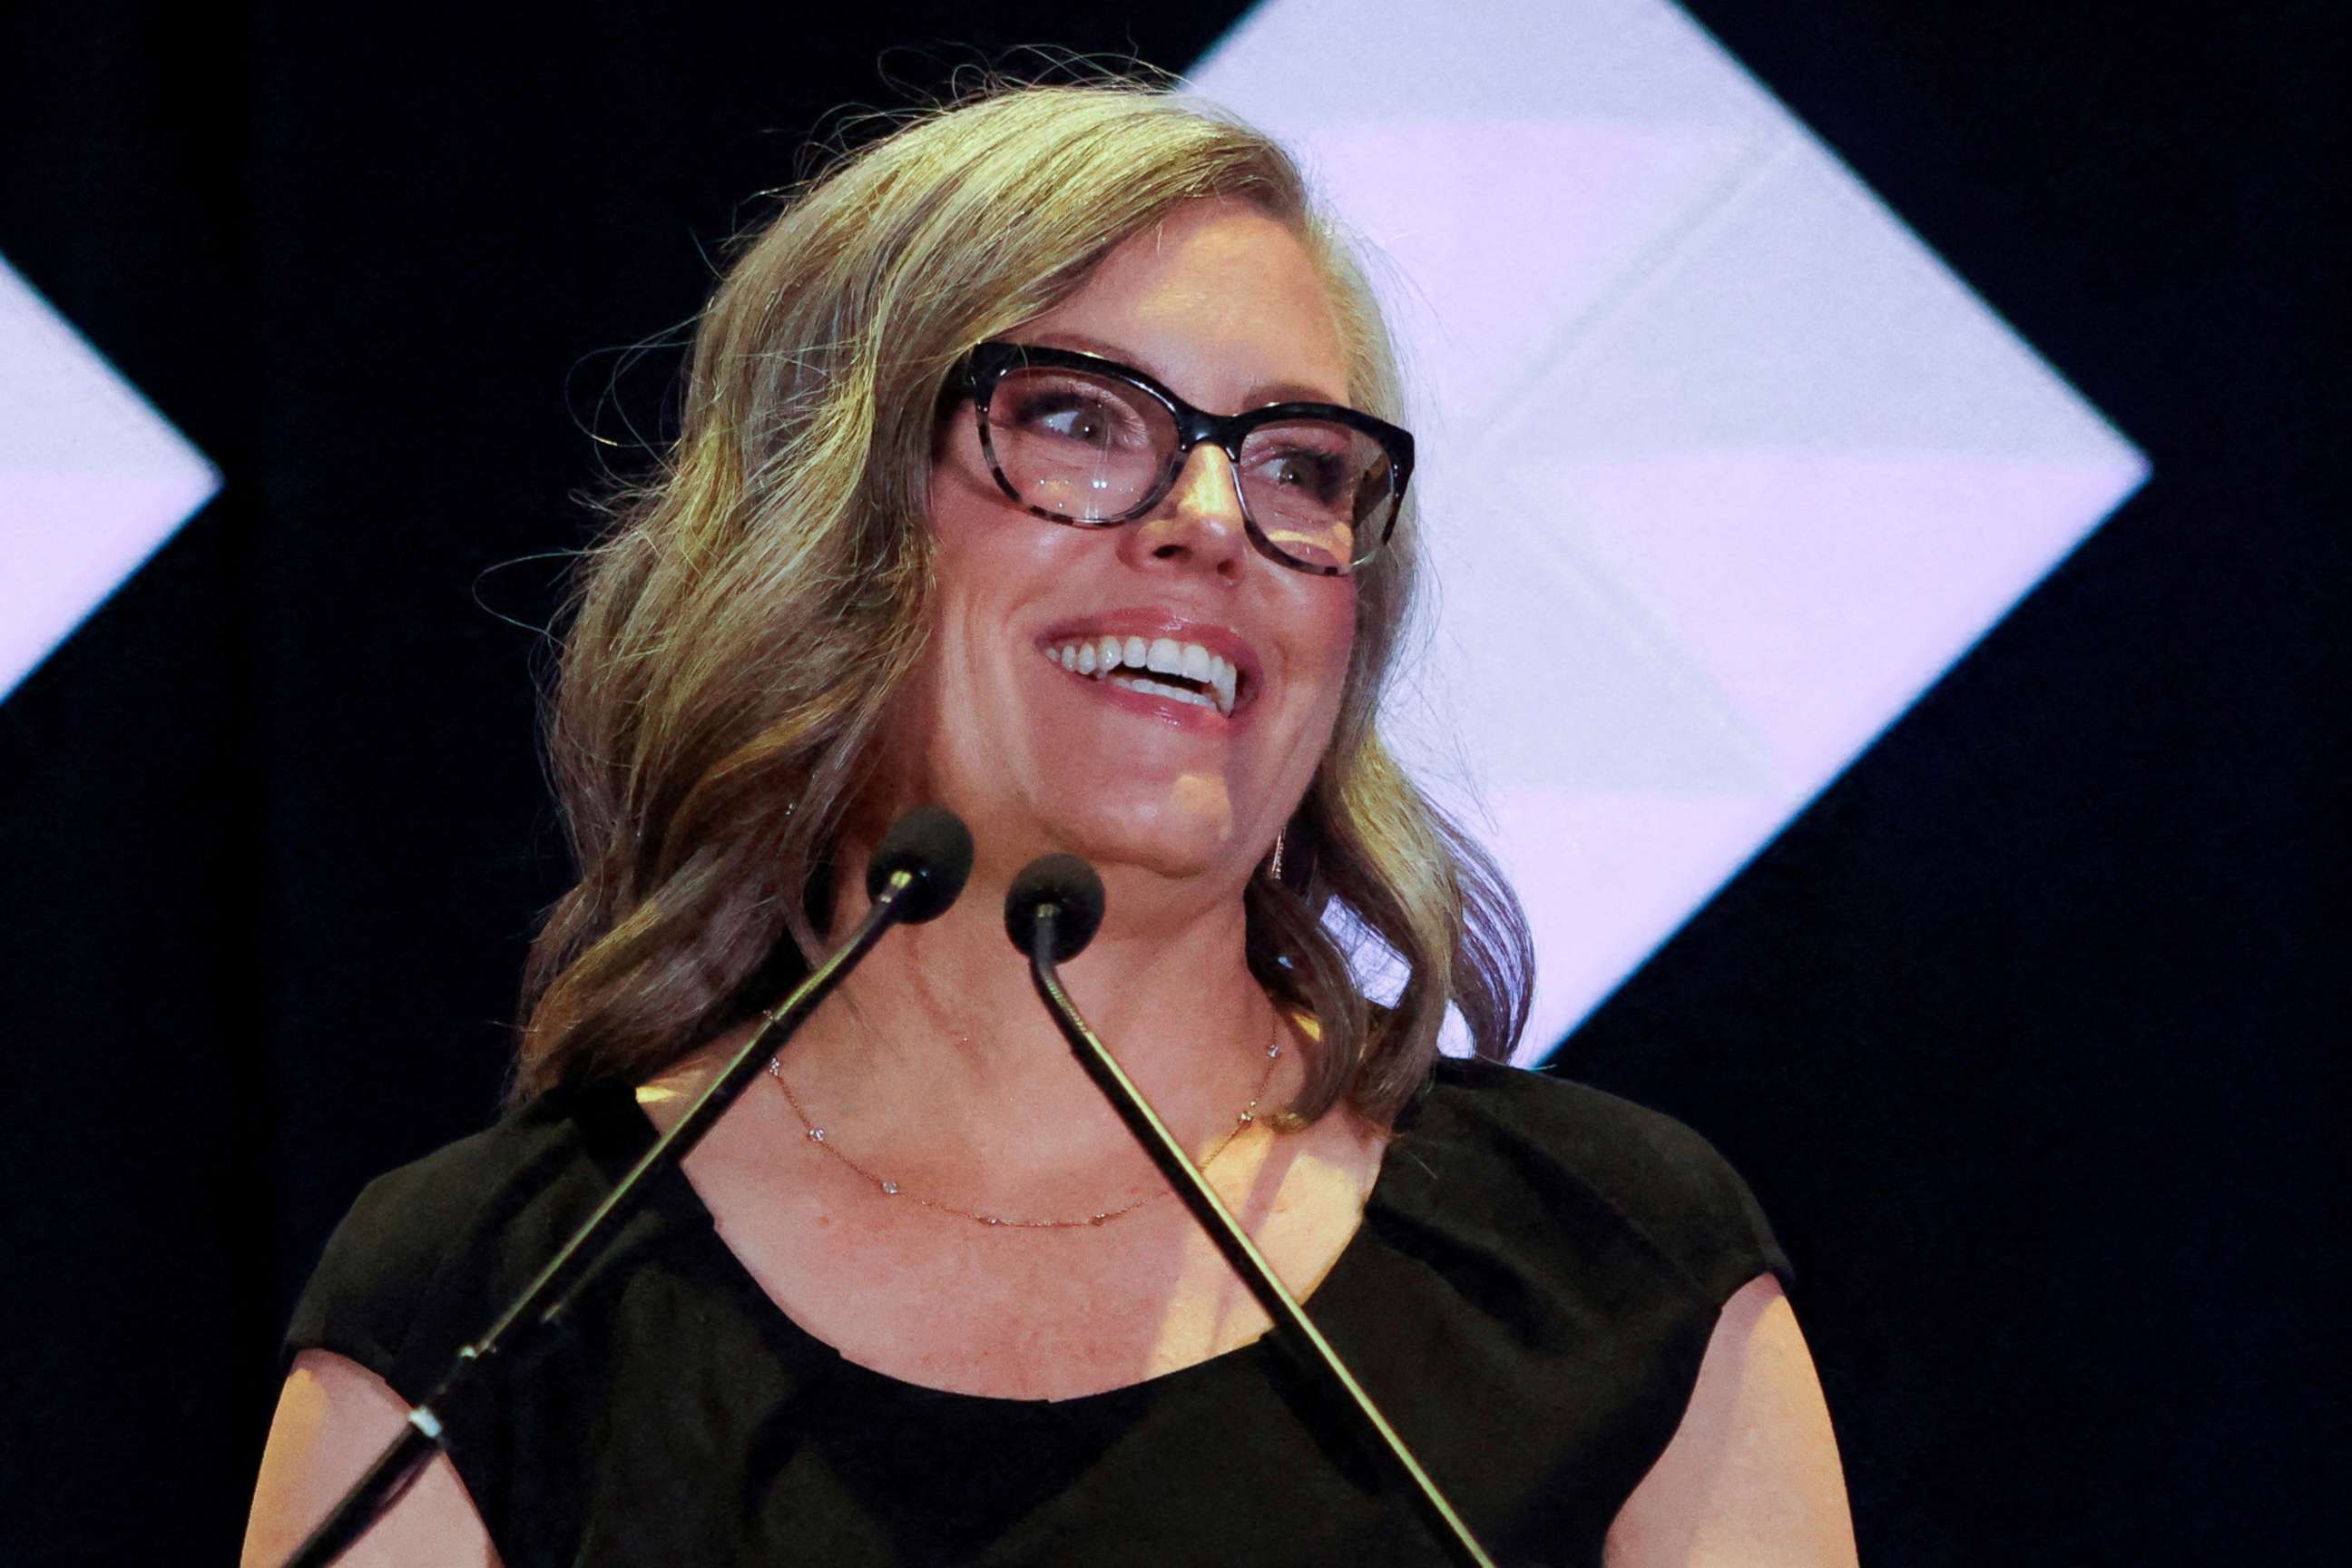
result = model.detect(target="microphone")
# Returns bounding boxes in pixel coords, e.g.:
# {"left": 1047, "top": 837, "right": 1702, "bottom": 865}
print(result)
{"left": 868, "top": 804, "right": 975, "bottom": 924}
{"left": 1001, "top": 851, "right": 1102, "bottom": 960}
{"left": 1004, "top": 854, "right": 1496, "bottom": 1568}
{"left": 287, "top": 808, "right": 974, "bottom": 1567}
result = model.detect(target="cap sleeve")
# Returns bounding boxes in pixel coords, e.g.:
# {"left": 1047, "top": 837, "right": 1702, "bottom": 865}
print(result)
{"left": 1578, "top": 1081, "right": 1796, "bottom": 1306}
{"left": 283, "top": 1156, "right": 475, "bottom": 1386}
{"left": 280, "top": 1096, "right": 599, "bottom": 1395}
{"left": 1416, "top": 1057, "right": 1796, "bottom": 1310}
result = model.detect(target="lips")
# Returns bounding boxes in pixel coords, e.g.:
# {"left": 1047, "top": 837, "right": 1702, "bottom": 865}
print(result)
{"left": 1041, "top": 632, "right": 1239, "bottom": 714}
{"left": 1034, "top": 612, "right": 1263, "bottom": 724}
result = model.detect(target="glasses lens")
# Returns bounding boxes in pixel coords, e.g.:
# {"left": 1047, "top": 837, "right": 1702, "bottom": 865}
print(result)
{"left": 1239, "top": 419, "right": 1396, "bottom": 573}
{"left": 985, "top": 366, "right": 1177, "bottom": 523}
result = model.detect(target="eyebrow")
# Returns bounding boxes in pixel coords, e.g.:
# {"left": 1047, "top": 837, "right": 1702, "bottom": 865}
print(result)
{"left": 1025, "top": 328, "right": 1349, "bottom": 409}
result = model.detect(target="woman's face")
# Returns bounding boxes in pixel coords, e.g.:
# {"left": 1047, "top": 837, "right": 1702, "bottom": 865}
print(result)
{"left": 903, "top": 200, "right": 1359, "bottom": 896}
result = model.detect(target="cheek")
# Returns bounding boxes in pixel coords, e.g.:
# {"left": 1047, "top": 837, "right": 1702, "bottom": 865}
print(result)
{"left": 1273, "top": 581, "right": 1359, "bottom": 769}
{"left": 926, "top": 451, "right": 993, "bottom": 564}
{"left": 927, "top": 438, "right": 1087, "bottom": 585}
{"left": 925, "top": 478, "right": 1027, "bottom": 619}
{"left": 1299, "top": 579, "right": 1360, "bottom": 693}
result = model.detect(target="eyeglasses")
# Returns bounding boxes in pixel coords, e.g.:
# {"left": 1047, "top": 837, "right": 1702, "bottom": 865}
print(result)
{"left": 951, "top": 340, "right": 1414, "bottom": 577}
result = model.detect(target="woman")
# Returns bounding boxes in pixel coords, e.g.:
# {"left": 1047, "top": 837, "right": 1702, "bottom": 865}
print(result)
{"left": 244, "top": 82, "right": 1856, "bottom": 1566}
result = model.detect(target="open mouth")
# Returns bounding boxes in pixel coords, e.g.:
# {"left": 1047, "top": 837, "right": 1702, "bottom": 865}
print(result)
{"left": 1040, "top": 634, "right": 1243, "bottom": 717}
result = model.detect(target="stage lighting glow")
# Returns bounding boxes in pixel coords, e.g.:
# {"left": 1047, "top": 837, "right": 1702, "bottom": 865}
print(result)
{"left": 0, "top": 253, "right": 220, "bottom": 702}
{"left": 1191, "top": 0, "right": 2150, "bottom": 1060}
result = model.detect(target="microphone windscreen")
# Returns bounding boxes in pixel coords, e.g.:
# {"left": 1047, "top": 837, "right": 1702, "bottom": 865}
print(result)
{"left": 1004, "top": 853, "right": 1105, "bottom": 964}
{"left": 867, "top": 807, "right": 975, "bottom": 924}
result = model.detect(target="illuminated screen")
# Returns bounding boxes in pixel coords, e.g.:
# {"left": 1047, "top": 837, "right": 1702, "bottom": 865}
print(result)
{"left": 1191, "top": 0, "right": 2150, "bottom": 1059}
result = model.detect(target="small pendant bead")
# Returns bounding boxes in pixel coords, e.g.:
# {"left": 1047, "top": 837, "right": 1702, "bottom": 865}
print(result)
{"left": 880, "top": 1181, "right": 898, "bottom": 1195}
{"left": 808, "top": 1128, "right": 826, "bottom": 1142}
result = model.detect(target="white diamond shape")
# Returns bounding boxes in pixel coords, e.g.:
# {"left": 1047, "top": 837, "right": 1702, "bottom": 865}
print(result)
{"left": 0, "top": 251, "right": 221, "bottom": 701}
{"left": 1193, "top": 0, "right": 2150, "bottom": 1059}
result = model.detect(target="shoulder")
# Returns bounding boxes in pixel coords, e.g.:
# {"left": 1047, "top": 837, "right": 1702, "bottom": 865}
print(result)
{"left": 1605, "top": 1269, "right": 1859, "bottom": 1564}
{"left": 283, "top": 1085, "right": 640, "bottom": 1394}
{"left": 1397, "top": 1055, "right": 1794, "bottom": 1307}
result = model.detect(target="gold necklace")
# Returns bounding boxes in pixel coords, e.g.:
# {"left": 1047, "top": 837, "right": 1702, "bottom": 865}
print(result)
{"left": 764, "top": 1009, "right": 1286, "bottom": 1230}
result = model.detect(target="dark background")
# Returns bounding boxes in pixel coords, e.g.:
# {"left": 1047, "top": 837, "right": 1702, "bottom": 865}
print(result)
{"left": 0, "top": 2, "right": 2336, "bottom": 1562}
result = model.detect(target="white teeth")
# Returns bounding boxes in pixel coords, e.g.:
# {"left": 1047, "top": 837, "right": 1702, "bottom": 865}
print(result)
{"left": 1043, "top": 635, "right": 1244, "bottom": 716}
{"left": 1112, "top": 674, "right": 1216, "bottom": 710}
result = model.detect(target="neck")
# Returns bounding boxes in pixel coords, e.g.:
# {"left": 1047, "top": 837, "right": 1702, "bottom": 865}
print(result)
{"left": 763, "top": 844, "right": 1284, "bottom": 1192}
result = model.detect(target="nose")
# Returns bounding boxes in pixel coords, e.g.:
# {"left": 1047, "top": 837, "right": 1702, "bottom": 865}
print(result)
{"left": 1122, "top": 442, "right": 1249, "bottom": 583}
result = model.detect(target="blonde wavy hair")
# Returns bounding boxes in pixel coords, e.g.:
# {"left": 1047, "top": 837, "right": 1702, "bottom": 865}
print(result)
{"left": 516, "top": 77, "right": 1533, "bottom": 1123}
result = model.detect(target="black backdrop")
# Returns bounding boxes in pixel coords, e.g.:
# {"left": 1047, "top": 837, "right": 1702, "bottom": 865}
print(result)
{"left": 0, "top": 3, "right": 2336, "bottom": 1563}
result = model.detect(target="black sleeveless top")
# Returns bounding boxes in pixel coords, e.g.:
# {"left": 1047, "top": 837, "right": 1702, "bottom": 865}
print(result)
{"left": 285, "top": 1056, "right": 1792, "bottom": 1566}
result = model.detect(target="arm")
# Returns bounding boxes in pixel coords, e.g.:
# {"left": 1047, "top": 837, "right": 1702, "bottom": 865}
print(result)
{"left": 1604, "top": 1275, "right": 1858, "bottom": 1567}
{"left": 241, "top": 1349, "right": 500, "bottom": 1568}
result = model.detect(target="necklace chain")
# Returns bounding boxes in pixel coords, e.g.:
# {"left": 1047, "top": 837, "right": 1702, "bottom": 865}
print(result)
{"left": 764, "top": 1010, "right": 1285, "bottom": 1230}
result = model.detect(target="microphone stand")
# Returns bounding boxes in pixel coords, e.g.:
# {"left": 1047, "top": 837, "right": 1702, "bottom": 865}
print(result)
{"left": 1021, "top": 909, "right": 1499, "bottom": 1568}
{"left": 283, "top": 867, "right": 930, "bottom": 1567}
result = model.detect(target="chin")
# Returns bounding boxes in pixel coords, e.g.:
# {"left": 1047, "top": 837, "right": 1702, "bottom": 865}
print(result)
{"left": 1047, "top": 781, "right": 1237, "bottom": 886}
{"left": 1091, "top": 835, "right": 1225, "bottom": 885}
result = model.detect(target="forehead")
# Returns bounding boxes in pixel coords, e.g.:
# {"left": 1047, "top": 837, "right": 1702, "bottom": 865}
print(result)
{"left": 1024, "top": 201, "right": 1350, "bottom": 410}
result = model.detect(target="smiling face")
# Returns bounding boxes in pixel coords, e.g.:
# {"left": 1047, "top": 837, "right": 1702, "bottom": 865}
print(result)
{"left": 894, "top": 200, "right": 1360, "bottom": 898}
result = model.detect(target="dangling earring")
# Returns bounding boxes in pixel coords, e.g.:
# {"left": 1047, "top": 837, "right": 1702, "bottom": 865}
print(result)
{"left": 1269, "top": 828, "right": 1286, "bottom": 885}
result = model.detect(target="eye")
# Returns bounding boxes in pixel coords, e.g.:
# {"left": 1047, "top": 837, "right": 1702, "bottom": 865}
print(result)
{"left": 997, "top": 373, "right": 1154, "bottom": 452}
{"left": 1255, "top": 443, "right": 1349, "bottom": 502}
{"left": 1025, "top": 395, "right": 1115, "bottom": 446}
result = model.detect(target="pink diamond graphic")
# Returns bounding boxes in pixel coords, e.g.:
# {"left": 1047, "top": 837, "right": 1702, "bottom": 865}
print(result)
{"left": 1194, "top": 0, "right": 2151, "bottom": 1056}
{"left": 1, "top": 253, "right": 220, "bottom": 701}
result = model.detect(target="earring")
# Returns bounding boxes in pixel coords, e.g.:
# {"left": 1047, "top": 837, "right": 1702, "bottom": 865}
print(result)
{"left": 1269, "top": 828, "right": 1286, "bottom": 884}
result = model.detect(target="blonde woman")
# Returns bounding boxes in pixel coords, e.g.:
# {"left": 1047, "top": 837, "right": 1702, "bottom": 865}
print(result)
{"left": 244, "top": 81, "right": 1856, "bottom": 1567}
